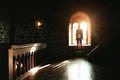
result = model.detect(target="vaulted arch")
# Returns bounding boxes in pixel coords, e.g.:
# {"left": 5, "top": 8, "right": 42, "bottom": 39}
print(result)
{"left": 69, "top": 12, "right": 91, "bottom": 46}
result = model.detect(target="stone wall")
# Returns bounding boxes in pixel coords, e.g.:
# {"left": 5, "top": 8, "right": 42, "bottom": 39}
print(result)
{"left": 0, "top": 5, "right": 9, "bottom": 44}
{"left": 0, "top": 20, "right": 9, "bottom": 44}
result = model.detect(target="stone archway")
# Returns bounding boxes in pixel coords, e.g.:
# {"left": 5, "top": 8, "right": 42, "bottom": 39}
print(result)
{"left": 68, "top": 11, "right": 91, "bottom": 46}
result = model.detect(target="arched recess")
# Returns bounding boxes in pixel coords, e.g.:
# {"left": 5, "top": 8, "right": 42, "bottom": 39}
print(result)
{"left": 68, "top": 11, "right": 91, "bottom": 46}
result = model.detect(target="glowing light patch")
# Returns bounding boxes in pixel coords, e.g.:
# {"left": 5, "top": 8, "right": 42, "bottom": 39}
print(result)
{"left": 30, "top": 67, "right": 39, "bottom": 74}
{"left": 16, "top": 65, "right": 17, "bottom": 69}
{"left": 80, "top": 21, "right": 87, "bottom": 29}
{"left": 53, "top": 60, "right": 70, "bottom": 68}
{"left": 37, "top": 22, "right": 42, "bottom": 27}
{"left": 30, "top": 64, "right": 50, "bottom": 75}
{"left": 67, "top": 59, "right": 93, "bottom": 80}
{"left": 30, "top": 44, "right": 37, "bottom": 53}
{"left": 73, "top": 22, "right": 79, "bottom": 27}
{"left": 35, "top": 20, "right": 43, "bottom": 29}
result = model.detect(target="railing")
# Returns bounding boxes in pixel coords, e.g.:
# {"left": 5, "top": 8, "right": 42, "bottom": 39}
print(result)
{"left": 8, "top": 43, "right": 47, "bottom": 80}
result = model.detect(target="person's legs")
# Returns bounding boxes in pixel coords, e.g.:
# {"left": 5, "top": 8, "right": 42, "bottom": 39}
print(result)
{"left": 77, "top": 38, "right": 81, "bottom": 46}
{"left": 77, "top": 39, "right": 79, "bottom": 44}
{"left": 76, "top": 38, "right": 83, "bottom": 50}
{"left": 80, "top": 39, "right": 82, "bottom": 46}
{"left": 77, "top": 38, "right": 82, "bottom": 45}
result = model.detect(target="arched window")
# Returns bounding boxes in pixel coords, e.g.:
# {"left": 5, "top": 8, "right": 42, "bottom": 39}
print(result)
{"left": 69, "top": 12, "right": 91, "bottom": 46}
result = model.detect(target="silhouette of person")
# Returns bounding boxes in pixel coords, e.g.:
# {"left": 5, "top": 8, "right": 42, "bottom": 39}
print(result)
{"left": 76, "top": 24, "right": 83, "bottom": 47}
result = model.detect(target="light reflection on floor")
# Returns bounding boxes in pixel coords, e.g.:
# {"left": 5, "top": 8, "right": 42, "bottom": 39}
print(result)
{"left": 21, "top": 58, "right": 96, "bottom": 80}
{"left": 67, "top": 58, "right": 94, "bottom": 80}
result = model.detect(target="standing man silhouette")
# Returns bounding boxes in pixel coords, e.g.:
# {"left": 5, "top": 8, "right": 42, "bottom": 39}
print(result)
{"left": 76, "top": 24, "right": 83, "bottom": 48}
